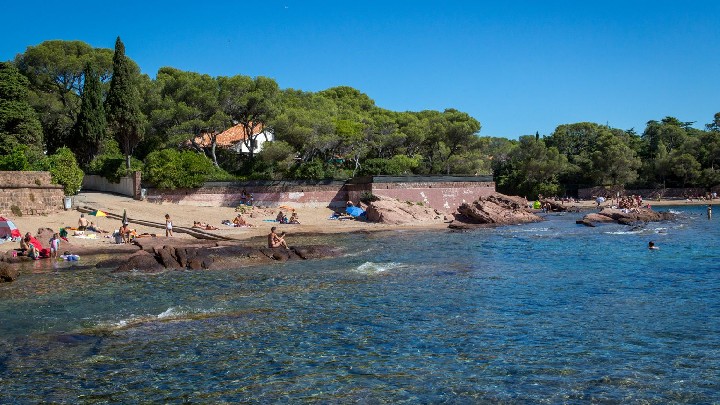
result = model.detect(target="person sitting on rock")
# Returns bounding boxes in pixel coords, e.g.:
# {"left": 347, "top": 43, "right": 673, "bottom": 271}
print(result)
{"left": 268, "top": 226, "right": 289, "bottom": 249}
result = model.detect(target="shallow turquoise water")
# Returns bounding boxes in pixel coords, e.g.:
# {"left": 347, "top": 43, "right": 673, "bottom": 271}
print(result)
{"left": 1, "top": 205, "right": 718, "bottom": 403}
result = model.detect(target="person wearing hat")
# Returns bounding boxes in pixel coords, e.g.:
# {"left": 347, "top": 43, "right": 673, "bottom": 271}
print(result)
{"left": 119, "top": 222, "right": 131, "bottom": 243}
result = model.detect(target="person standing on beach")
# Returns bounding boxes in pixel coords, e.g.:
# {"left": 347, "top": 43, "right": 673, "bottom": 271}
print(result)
{"left": 49, "top": 233, "right": 60, "bottom": 259}
{"left": 165, "top": 214, "right": 173, "bottom": 237}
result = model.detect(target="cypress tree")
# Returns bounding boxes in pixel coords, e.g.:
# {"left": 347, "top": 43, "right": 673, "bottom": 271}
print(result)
{"left": 105, "top": 36, "right": 143, "bottom": 170}
{"left": 73, "top": 63, "right": 106, "bottom": 168}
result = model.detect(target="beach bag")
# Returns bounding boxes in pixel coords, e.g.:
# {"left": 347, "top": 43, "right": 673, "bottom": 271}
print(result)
{"left": 40, "top": 248, "right": 51, "bottom": 258}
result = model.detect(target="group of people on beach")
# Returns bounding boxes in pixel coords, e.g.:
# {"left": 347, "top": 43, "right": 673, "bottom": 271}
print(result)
{"left": 17, "top": 231, "right": 63, "bottom": 260}
{"left": 275, "top": 211, "right": 300, "bottom": 224}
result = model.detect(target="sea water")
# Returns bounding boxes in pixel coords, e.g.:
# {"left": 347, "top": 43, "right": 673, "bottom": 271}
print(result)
{"left": 0, "top": 205, "right": 718, "bottom": 403}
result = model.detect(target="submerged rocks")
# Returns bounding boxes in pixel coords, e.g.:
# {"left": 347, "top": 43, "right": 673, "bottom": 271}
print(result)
{"left": 449, "top": 193, "right": 542, "bottom": 229}
{"left": 364, "top": 196, "right": 447, "bottom": 225}
{"left": 579, "top": 207, "right": 675, "bottom": 226}
{"left": 0, "top": 262, "right": 19, "bottom": 282}
{"left": 112, "top": 243, "right": 342, "bottom": 273}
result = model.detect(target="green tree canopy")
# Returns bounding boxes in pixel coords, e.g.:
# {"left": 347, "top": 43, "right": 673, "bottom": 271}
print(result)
{"left": 0, "top": 62, "right": 44, "bottom": 161}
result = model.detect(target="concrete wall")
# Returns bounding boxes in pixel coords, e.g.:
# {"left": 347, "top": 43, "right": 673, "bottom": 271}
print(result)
{"left": 82, "top": 173, "right": 138, "bottom": 197}
{"left": 0, "top": 171, "right": 65, "bottom": 216}
{"left": 144, "top": 176, "right": 497, "bottom": 212}
{"left": 347, "top": 181, "right": 496, "bottom": 211}
{"left": 144, "top": 181, "right": 349, "bottom": 208}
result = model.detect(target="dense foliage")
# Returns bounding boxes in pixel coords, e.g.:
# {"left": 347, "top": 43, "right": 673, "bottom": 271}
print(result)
{"left": 48, "top": 147, "right": 84, "bottom": 195}
{"left": 2, "top": 39, "right": 719, "bottom": 196}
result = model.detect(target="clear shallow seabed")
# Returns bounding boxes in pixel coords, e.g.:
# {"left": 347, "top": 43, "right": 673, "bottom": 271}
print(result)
{"left": 1, "top": 205, "right": 718, "bottom": 403}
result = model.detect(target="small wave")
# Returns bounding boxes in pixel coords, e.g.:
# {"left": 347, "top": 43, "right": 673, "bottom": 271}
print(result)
{"left": 355, "top": 261, "right": 405, "bottom": 274}
{"left": 89, "top": 306, "right": 234, "bottom": 333}
{"left": 604, "top": 230, "right": 643, "bottom": 235}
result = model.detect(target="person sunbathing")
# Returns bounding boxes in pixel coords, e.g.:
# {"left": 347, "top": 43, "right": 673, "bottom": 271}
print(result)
{"left": 193, "top": 221, "right": 218, "bottom": 230}
{"left": 86, "top": 222, "right": 109, "bottom": 233}
{"left": 233, "top": 214, "right": 254, "bottom": 227}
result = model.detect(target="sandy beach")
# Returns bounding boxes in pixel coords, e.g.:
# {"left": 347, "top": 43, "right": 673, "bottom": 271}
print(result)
{"left": 3, "top": 192, "right": 715, "bottom": 254}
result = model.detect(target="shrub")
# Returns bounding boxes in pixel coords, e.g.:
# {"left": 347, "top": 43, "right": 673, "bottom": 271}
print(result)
{"left": 87, "top": 139, "right": 143, "bottom": 183}
{"left": 10, "top": 205, "right": 22, "bottom": 217}
{"left": 0, "top": 145, "right": 30, "bottom": 171}
{"left": 359, "top": 154, "right": 421, "bottom": 176}
{"left": 144, "top": 149, "right": 217, "bottom": 189}
{"left": 359, "top": 191, "right": 379, "bottom": 204}
{"left": 294, "top": 159, "right": 326, "bottom": 180}
{"left": 49, "top": 147, "right": 84, "bottom": 195}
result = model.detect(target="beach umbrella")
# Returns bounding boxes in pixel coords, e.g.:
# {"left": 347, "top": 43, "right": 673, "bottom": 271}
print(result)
{"left": 89, "top": 210, "right": 107, "bottom": 228}
{"left": 0, "top": 216, "right": 21, "bottom": 239}
{"left": 122, "top": 209, "right": 127, "bottom": 224}
{"left": 595, "top": 196, "right": 605, "bottom": 204}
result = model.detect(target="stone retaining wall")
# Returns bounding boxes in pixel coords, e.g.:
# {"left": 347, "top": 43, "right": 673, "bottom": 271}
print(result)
{"left": 0, "top": 171, "right": 65, "bottom": 216}
{"left": 143, "top": 176, "right": 497, "bottom": 212}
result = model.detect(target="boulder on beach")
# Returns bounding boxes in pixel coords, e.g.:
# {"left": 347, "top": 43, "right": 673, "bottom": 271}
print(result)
{"left": 364, "top": 196, "right": 447, "bottom": 225}
{"left": 449, "top": 193, "right": 542, "bottom": 229}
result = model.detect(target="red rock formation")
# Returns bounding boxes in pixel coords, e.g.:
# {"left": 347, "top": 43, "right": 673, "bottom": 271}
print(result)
{"left": 449, "top": 193, "right": 542, "bottom": 229}
{"left": 364, "top": 196, "right": 447, "bottom": 225}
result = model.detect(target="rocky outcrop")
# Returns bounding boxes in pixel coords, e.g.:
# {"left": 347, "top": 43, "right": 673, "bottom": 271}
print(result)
{"left": 0, "top": 262, "right": 19, "bottom": 282}
{"left": 364, "top": 196, "right": 447, "bottom": 225}
{"left": 578, "top": 208, "right": 675, "bottom": 226}
{"left": 112, "top": 243, "right": 343, "bottom": 273}
{"left": 449, "top": 193, "right": 542, "bottom": 229}
{"left": 540, "top": 199, "right": 581, "bottom": 212}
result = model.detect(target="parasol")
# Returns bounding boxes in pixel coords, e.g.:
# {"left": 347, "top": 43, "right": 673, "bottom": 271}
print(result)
{"left": 89, "top": 209, "right": 108, "bottom": 229}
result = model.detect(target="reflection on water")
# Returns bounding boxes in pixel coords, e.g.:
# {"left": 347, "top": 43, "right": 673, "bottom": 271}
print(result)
{"left": 1, "top": 206, "right": 719, "bottom": 402}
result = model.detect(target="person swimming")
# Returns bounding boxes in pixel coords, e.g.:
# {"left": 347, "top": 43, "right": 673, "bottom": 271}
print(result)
{"left": 648, "top": 241, "right": 659, "bottom": 250}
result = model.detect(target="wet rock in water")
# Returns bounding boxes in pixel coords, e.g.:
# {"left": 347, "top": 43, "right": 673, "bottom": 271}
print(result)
{"left": 157, "top": 246, "right": 182, "bottom": 270}
{"left": 112, "top": 242, "right": 342, "bottom": 273}
{"left": 580, "top": 207, "right": 675, "bottom": 226}
{"left": 114, "top": 250, "right": 165, "bottom": 273}
{"left": 0, "top": 262, "right": 19, "bottom": 282}
{"left": 449, "top": 193, "right": 542, "bottom": 229}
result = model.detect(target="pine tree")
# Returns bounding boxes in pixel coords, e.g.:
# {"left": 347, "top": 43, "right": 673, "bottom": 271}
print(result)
{"left": 105, "top": 37, "right": 143, "bottom": 170}
{"left": 0, "top": 62, "right": 44, "bottom": 161}
{"left": 72, "top": 63, "right": 106, "bottom": 168}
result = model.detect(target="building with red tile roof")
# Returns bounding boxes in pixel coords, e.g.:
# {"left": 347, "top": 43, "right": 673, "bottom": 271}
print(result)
{"left": 191, "top": 123, "right": 273, "bottom": 154}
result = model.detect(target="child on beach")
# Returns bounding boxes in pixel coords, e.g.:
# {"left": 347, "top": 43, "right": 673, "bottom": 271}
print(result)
{"left": 49, "top": 233, "right": 60, "bottom": 259}
{"left": 165, "top": 214, "right": 173, "bottom": 237}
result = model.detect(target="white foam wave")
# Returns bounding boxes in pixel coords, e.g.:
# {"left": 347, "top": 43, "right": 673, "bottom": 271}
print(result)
{"left": 355, "top": 261, "right": 405, "bottom": 274}
{"left": 604, "top": 230, "right": 643, "bottom": 235}
{"left": 95, "top": 306, "right": 224, "bottom": 332}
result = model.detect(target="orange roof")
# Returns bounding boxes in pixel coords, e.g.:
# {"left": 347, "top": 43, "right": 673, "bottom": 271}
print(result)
{"left": 192, "top": 123, "right": 264, "bottom": 148}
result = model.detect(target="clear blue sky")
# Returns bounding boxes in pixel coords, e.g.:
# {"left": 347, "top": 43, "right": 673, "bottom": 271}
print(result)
{"left": 2, "top": 1, "right": 718, "bottom": 138}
